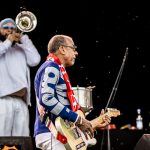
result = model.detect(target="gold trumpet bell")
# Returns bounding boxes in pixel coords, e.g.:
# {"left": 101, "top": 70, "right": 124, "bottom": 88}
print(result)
{"left": 15, "top": 11, "right": 37, "bottom": 32}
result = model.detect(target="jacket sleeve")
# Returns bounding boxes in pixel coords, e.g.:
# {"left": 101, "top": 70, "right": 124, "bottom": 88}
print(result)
{"left": 18, "top": 34, "right": 41, "bottom": 66}
{"left": 0, "top": 39, "right": 12, "bottom": 56}
{"left": 39, "top": 64, "right": 78, "bottom": 123}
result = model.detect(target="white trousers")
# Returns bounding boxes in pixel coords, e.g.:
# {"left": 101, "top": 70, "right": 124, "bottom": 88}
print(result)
{"left": 0, "top": 96, "right": 29, "bottom": 136}
{"left": 35, "top": 132, "right": 66, "bottom": 150}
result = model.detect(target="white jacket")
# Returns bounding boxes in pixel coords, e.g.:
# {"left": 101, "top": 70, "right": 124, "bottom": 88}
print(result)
{"left": 0, "top": 34, "right": 41, "bottom": 105}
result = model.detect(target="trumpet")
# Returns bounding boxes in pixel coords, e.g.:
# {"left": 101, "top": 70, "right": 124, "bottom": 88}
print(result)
{"left": 15, "top": 11, "right": 37, "bottom": 33}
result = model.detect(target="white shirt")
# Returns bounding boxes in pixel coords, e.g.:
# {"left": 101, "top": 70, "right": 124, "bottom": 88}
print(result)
{"left": 0, "top": 34, "right": 41, "bottom": 105}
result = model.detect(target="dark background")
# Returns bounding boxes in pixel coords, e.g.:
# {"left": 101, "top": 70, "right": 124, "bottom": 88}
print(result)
{"left": 0, "top": 1, "right": 150, "bottom": 149}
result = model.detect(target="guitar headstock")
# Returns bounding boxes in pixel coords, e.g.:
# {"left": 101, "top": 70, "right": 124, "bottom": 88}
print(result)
{"left": 106, "top": 108, "right": 120, "bottom": 117}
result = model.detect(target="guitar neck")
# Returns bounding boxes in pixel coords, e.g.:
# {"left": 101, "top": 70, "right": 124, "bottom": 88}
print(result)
{"left": 77, "top": 109, "right": 120, "bottom": 129}
{"left": 90, "top": 114, "right": 107, "bottom": 129}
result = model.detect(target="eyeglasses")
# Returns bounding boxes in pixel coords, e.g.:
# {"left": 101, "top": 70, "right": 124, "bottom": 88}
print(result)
{"left": 62, "top": 44, "right": 77, "bottom": 50}
{"left": 3, "top": 26, "right": 15, "bottom": 30}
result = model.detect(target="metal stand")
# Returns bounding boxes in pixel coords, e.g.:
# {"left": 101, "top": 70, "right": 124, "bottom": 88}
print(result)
{"left": 100, "top": 47, "right": 128, "bottom": 150}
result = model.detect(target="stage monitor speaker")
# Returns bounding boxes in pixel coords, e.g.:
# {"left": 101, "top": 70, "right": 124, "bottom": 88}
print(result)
{"left": 0, "top": 136, "right": 33, "bottom": 150}
{"left": 134, "top": 134, "right": 150, "bottom": 150}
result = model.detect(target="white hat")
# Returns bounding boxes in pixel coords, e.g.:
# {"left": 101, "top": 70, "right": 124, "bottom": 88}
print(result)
{"left": 0, "top": 18, "right": 16, "bottom": 28}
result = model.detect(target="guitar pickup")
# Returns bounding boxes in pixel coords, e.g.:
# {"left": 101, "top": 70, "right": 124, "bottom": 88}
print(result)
{"left": 72, "top": 127, "right": 81, "bottom": 139}
{"left": 76, "top": 142, "right": 86, "bottom": 150}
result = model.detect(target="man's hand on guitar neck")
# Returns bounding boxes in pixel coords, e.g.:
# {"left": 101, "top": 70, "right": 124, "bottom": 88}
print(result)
{"left": 75, "top": 116, "right": 94, "bottom": 140}
{"left": 96, "top": 109, "right": 111, "bottom": 129}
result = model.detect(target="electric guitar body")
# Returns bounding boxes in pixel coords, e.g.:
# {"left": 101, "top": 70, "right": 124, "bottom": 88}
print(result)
{"left": 55, "top": 108, "right": 120, "bottom": 150}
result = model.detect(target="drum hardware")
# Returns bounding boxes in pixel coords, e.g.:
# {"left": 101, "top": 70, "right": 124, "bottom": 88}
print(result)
{"left": 72, "top": 86, "right": 95, "bottom": 115}
{"left": 86, "top": 86, "right": 96, "bottom": 89}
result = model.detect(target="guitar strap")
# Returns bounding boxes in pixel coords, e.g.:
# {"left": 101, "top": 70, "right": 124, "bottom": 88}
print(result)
{"left": 36, "top": 96, "right": 67, "bottom": 144}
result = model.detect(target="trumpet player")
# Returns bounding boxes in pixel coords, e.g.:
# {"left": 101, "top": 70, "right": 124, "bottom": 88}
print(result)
{"left": 0, "top": 18, "right": 41, "bottom": 136}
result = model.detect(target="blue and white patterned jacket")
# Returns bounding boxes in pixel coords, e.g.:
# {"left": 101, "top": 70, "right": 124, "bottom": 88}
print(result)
{"left": 34, "top": 60, "right": 78, "bottom": 136}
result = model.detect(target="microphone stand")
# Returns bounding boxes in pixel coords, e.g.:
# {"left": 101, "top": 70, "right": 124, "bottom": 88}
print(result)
{"left": 100, "top": 47, "right": 128, "bottom": 150}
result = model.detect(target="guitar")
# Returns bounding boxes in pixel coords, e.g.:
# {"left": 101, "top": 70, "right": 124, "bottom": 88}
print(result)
{"left": 55, "top": 108, "right": 120, "bottom": 150}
